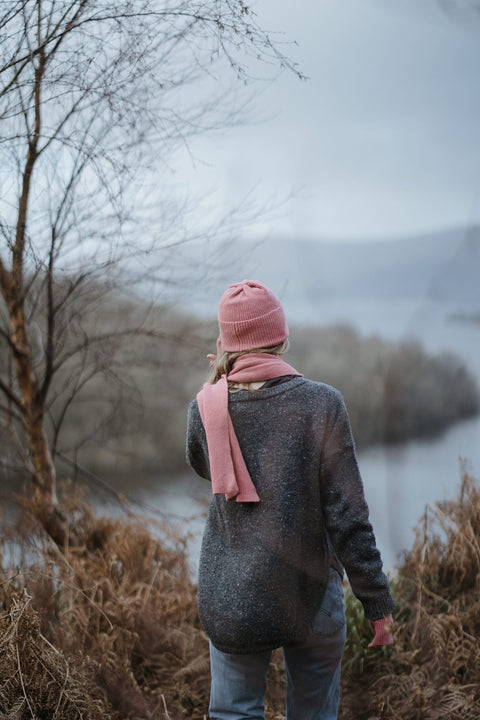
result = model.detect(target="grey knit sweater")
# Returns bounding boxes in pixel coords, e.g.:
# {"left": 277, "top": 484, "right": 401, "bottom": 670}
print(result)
{"left": 186, "top": 376, "right": 394, "bottom": 654}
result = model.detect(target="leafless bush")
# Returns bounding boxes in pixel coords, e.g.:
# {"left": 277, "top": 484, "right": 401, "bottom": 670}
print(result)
{"left": 289, "top": 324, "right": 479, "bottom": 447}
{"left": 340, "top": 471, "right": 480, "bottom": 720}
{"left": 0, "top": 487, "right": 210, "bottom": 719}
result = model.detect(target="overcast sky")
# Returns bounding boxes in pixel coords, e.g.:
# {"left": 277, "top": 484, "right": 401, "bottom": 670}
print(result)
{"left": 171, "top": 0, "right": 480, "bottom": 242}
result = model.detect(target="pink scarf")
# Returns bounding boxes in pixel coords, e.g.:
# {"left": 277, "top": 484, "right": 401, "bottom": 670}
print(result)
{"left": 196, "top": 354, "right": 302, "bottom": 502}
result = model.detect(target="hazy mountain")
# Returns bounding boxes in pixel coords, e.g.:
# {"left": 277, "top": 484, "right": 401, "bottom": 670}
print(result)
{"left": 167, "top": 226, "right": 480, "bottom": 332}
{"left": 245, "top": 226, "right": 480, "bottom": 306}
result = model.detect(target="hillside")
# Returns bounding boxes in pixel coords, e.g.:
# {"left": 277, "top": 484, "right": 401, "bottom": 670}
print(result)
{"left": 1, "top": 471, "right": 479, "bottom": 719}
{"left": 249, "top": 226, "right": 480, "bottom": 304}
{"left": 169, "top": 225, "right": 480, "bottom": 323}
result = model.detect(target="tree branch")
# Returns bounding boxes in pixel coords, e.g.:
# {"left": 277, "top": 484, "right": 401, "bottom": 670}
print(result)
{"left": 0, "top": 1, "right": 88, "bottom": 99}
{"left": 48, "top": 364, "right": 102, "bottom": 459}
{"left": 51, "top": 325, "right": 183, "bottom": 375}
{"left": 0, "top": 376, "right": 23, "bottom": 411}
{"left": 0, "top": 257, "right": 12, "bottom": 304}
{"left": 13, "top": 33, "right": 46, "bottom": 296}
{"left": 38, "top": 226, "right": 57, "bottom": 405}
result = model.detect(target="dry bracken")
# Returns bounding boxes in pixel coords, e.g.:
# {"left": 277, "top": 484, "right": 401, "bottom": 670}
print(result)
{"left": 2, "top": 472, "right": 480, "bottom": 720}
{"left": 341, "top": 471, "right": 480, "bottom": 720}
{"left": 0, "top": 488, "right": 210, "bottom": 719}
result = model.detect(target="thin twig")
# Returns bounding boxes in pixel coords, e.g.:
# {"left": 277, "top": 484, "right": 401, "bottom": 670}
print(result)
{"left": 16, "top": 641, "right": 35, "bottom": 719}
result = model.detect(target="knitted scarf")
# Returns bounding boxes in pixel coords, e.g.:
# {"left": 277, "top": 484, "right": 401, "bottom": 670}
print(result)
{"left": 196, "top": 353, "right": 302, "bottom": 502}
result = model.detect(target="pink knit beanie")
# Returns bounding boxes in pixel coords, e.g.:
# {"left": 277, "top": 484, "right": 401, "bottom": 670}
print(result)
{"left": 218, "top": 280, "right": 289, "bottom": 352}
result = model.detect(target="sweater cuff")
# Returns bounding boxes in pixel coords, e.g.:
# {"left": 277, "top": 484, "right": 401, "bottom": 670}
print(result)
{"left": 361, "top": 594, "right": 395, "bottom": 622}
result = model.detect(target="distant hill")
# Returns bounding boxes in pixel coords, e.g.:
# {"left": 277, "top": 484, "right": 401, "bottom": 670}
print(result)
{"left": 244, "top": 226, "right": 480, "bottom": 305}
{"left": 167, "top": 225, "right": 480, "bottom": 329}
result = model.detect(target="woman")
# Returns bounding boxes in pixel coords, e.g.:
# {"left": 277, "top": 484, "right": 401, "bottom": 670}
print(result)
{"left": 187, "top": 279, "right": 394, "bottom": 720}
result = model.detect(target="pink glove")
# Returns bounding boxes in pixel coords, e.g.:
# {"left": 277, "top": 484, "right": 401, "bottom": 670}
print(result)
{"left": 368, "top": 614, "right": 393, "bottom": 648}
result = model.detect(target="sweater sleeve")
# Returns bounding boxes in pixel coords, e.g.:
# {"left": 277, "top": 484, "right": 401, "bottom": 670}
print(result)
{"left": 186, "top": 399, "right": 211, "bottom": 481}
{"left": 320, "top": 392, "right": 395, "bottom": 620}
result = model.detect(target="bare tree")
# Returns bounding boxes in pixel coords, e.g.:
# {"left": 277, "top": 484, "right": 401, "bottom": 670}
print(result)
{"left": 0, "top": 0, "right": 300, "bottom": 536}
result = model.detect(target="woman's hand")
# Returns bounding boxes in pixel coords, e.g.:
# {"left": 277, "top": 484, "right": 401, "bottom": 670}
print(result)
{"left": 368, "top": 614, "right": 394, "bottom": 648}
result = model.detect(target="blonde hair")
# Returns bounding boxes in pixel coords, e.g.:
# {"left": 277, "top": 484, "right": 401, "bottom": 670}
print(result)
{"left": 208, "top": 340, "right": 290, "bottom": 384}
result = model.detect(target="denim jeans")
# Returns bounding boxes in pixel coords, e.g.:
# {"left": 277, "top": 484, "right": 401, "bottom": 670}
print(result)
{"left": 208, "top": 571, "right": 346, "bottom": 720}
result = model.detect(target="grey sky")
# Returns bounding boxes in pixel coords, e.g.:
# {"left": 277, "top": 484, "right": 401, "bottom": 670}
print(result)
{"left": 172, "top": 0, "right": 480, "bottom": 241}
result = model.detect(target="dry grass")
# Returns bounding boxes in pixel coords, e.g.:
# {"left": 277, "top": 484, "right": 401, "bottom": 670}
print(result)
{"left": 0, "top": 485, "right": 210, "bottom": 719}
{"left": 1, "top": 472, "right": 480, "bottom": 719}
{"left": 340, "top": 470, "right": 480, "bottom": 720}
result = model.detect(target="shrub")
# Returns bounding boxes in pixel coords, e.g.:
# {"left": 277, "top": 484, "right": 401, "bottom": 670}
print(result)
{"left": 0, "top": 486, "right": 210, "bottom": 719}
{"left": 289, "top": 325, "right": 479, "bottom": 447}
{"left": 340, "top": 471, "right": 480, "bottom": 720}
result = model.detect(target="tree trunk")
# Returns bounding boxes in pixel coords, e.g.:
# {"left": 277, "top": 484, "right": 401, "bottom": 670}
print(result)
{"left": 7, "top": 299, "right": 71, "bottom": 545}
{"left": 9, "top": 301, "right": 57, "bottom": 505}
{"left": 25, "top": 417, "right": 58, "bottom": 505}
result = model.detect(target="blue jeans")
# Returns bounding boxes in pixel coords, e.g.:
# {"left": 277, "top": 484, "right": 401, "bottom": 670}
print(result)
{"left": 208, "top": 572, "right": 346, "bottom": 720}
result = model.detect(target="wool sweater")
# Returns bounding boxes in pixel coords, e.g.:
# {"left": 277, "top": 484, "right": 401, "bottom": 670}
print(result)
{"left": 186, "top": 376, "right": 394, "bottom": 654}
